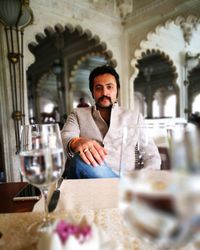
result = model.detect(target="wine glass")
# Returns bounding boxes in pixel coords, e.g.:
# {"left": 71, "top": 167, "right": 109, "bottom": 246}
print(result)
{"left": 170, "top": 123, "right": 200, "bottom": 247}
{"left": 119, "top": 124, "right": 197, "bottom": 249}
{"left": 19, "top": 123, "right": 64, "bottom": 234}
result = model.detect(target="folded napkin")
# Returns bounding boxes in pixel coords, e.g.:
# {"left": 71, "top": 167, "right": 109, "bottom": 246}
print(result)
{"left": 37, "top": 217, "right": 115, "bottom": 250}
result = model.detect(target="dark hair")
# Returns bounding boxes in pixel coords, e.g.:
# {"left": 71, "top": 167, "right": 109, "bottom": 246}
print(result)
{"left": 89, "top": 65, "right": 120, "bottom": 94}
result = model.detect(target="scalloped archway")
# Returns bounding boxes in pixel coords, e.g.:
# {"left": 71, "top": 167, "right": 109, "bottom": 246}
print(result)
{"left": 130, "top": 15, "right": 200, "bottom": 119}
{"left": 133, "top": 49, "right": 179, "bottom": 118}
{"left": 188, "top": 65, "right": 200, "bottom": 114}
{"left": 27, "top": 23, "right": 117, "bottom": 123}
{"left": 69, "top": 51, "right": 117, "bottom": 106}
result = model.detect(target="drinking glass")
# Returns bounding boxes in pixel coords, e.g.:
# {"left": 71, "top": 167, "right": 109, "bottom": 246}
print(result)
{"left": 19, "top": 124, "right": 64, "bottom": 233}
{"left": 119, "top": 124, "right": 198, "bottom": 249}
{"left": 170, "top": 123, "right": 200, "bottom": 247}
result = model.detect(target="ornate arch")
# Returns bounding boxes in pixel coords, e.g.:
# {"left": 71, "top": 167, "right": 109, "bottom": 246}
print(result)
{"left": 135, "top": 48, "right": 177, "bottom": 83}
{"left": 133, "top": 49, "right": 179, "bottom": 117}
{"left": 68, "top": 51, "right": 117, "bottom": 105}
{"left": 188, "top": 65, "right": 200, "bottom": 114}
{"left": 69, "top": 51, "right": 117, "bottom": 83}
{"left": 27, "top": 22, "right": 118, "bottom": 119}
{"left": 27, "top": 23, "right": 117, "bottom": 79}
{"left": 130, "top": 15, "right": 200, "bottom": 116}
{"left": 131, "top": 15, "right": 200, "bottom": 82}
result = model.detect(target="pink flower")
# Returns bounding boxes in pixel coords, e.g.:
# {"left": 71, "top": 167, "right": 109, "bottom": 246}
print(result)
{"left": 54, "top": 220, "right": 92, "bottom": 245}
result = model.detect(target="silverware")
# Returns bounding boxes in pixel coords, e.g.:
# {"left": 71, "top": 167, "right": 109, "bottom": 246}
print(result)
{"left": 48, "top": 177, "right": 63, "bottom": 213}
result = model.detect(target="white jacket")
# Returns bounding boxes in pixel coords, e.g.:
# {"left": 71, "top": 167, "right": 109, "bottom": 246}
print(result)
{"left": 61, "top": 103, "right": 161, "bottom": 174}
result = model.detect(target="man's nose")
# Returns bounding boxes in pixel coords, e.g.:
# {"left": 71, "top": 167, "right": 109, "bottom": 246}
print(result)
{"left": 102, "top": 87, "right": 108, "bottom": 96}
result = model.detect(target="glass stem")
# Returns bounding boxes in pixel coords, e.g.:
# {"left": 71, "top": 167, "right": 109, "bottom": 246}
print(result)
{"left": 41, "top": 187, "right": 49, "bottom": 222}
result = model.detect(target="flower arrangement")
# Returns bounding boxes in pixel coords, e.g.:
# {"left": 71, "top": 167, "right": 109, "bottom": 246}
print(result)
{"left": 37, "top": 218, "right": 102, "bottom": 250}
{"left": 54, "top": 220, "right": 92, "bottom": 245}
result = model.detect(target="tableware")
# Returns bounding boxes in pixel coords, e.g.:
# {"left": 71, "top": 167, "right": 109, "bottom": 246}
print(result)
{"left": 119, "top": 124, "right": 197, "bottom": 249}
{"left": 19, "top": 124, "right": 65, "bottom": 234}
{"left": 170, "top": 123, "right": 200, "bottom": 247}
{"left": 48, "top": 177, "right": 63, "bottom": 213}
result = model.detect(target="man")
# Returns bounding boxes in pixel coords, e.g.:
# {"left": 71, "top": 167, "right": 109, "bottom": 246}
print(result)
{"left": 77, "top": 97, "right": 90, "bottom": 108}
{"left": 61, "top": 65, "right": 161, "bottom": 178}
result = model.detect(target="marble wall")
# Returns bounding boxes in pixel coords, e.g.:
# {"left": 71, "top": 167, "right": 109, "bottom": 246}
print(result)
{"left": 1, "top": 0, "right": 200, "bottom": 181}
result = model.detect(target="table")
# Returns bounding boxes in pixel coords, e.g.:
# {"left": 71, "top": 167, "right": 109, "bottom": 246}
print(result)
{"left": 1, "top": 179, "right": 136, "bottom": 250}
{"left": 34, "top": 178, "right": 119, "bottom": 212}
{"left": 0, "top": 178, "right": 196, "bottom": 250}
{"left": 0, "top": 182, "right": 38, "bottom": 213}
{"left": 0, "top": 209, "right": 144, "bottom": 250}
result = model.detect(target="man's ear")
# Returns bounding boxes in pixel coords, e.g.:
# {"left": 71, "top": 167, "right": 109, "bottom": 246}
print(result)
{"left": 116, "top": 88, "right": 119, "bottom": 98}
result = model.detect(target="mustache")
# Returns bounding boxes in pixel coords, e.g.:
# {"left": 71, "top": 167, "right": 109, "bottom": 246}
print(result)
{"left": 98, "top": 96, "right": 111, "bottom": 102}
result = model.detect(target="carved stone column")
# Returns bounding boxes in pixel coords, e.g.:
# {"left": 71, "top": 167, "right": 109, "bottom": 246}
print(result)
{"left": 0, "top": 26, "right": 21, "bottom": 181}
{"left": 156, "top": 91, "right": 166, "bottom": 117}
{"left": 145, "top": 86, "right": 153, "bottom": 118}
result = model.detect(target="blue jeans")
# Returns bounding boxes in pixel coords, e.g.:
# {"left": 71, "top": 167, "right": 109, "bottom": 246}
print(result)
{"left": 65, "top": 154, "right": 119, "bottom": 179}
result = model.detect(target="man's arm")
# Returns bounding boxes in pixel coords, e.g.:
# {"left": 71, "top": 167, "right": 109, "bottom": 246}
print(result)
{"left": 61, "top": 110, "right": 107, "bottom": 167}
{"left": 61, "top": 110, "right": 80, "bottom": 155}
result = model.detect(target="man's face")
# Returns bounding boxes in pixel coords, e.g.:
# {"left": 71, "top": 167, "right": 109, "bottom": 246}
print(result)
{"left": 92, "top": 73, "right": 118, "bottom": 108}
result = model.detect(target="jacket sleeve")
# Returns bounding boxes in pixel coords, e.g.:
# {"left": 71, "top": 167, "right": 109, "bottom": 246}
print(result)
{"left": 61, "top": 109, "right": 80, "bottom": 158}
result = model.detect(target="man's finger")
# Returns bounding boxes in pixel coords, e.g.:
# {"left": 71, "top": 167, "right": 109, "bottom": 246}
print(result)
{"left": 79, "top": 151, "right": 91, "bottom": 165}
{"left": 88, "top": 147, "right": 104, "bottom": 166}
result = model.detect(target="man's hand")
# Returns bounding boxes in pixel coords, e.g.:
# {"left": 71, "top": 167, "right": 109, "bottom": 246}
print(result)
{"left": 70, "top": 137, "right": 107, "bottom": 167}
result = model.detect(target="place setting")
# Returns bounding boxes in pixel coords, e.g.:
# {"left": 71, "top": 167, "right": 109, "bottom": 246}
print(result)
{"left": 16, "top": 123, "right": 120, "bottom": 250}
{"left": 19, "top": 123, "right": 65, "bottom": 235}
{"left": 119, "top": 124, "right": 200, "bottom": 250}
{"left": 2, "top": 123, "right": 200, "bottom": 250}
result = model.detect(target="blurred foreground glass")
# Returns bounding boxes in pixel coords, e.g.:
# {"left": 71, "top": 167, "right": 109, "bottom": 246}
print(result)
{"left": 170, "top": 124, "right": 200, "bottom": 247}
{"left": 119, "top": 124, "right": 200, "bottom": 249}
{"left": 19, "top": 124, "right": 64, "bottom": 234}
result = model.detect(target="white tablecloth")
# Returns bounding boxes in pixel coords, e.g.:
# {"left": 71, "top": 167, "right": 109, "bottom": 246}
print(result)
{"left": 33, "top": 178, "right": 119, "bottom": 212}
{"left": 0, "top": 178, "right": 197, "bottom": 250}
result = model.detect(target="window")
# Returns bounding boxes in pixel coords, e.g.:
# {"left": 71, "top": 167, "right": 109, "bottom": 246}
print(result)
{"left": 192, "top": 94, "right": 200, "bottom": 113}
{"left": 164, "top": 95, "right": 176, "bottom": 118}
{"left": 153, "top": 99, "right": 159, "bottom": 117}
{"left": 44, "top": 103, "right": 54, "bottom": 113}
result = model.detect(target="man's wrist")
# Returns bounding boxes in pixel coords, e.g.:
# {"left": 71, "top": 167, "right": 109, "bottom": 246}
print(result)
{"left": 68, "top": 137, "right": 80, "bottom": 152}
